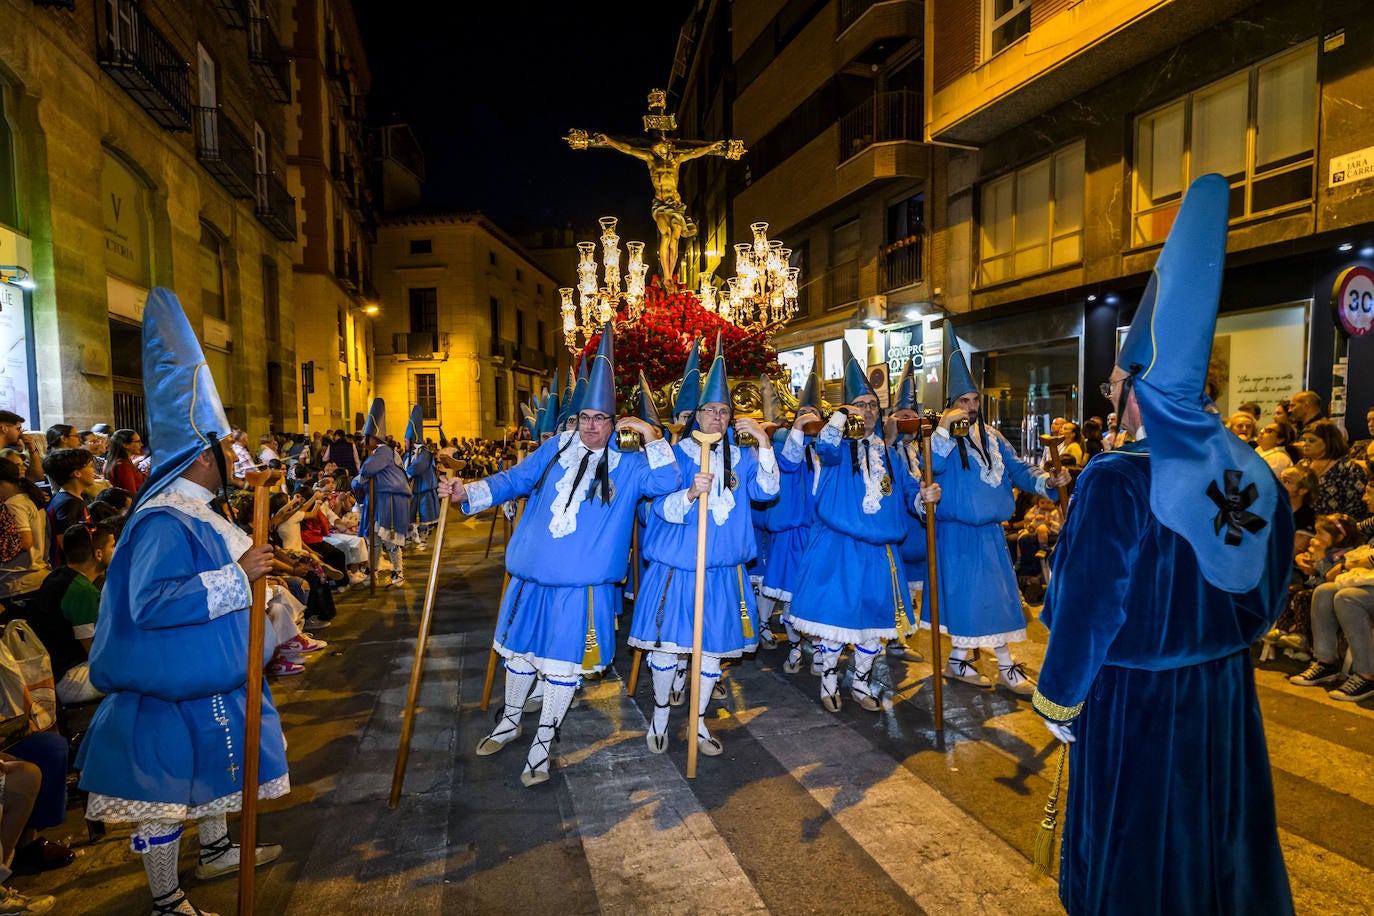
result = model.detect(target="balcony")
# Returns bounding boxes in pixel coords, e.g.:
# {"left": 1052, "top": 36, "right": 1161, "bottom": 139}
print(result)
{"left": 333, "top": 249, "right": 358, "bottom": 290}
{"left": 879, "top": 234, "right": 925, "bottom": 292}
{"left": 209, "top": 0, "right": 248, "bottom": 29}
{"left": 393, "top": 332, "right": 447, "bottom": 361}
{"left": 192, "top": 108, "right": 256, "bottom": 199}
{"left": 490, "top": 338, "right": 517, "bottom": 362}
{"left": 255, "top": 172, "right": 297, "bottom": 242}
{"left": 96, "top": 0, "right": 193, "bottom": 131}
{"left": 518, "top": 347, "right": 551, "bottom": 371}
{"left": 248, "top": 16, "right": 291, "bottom": 104}
{"left": 836, "top": 90, "right": 929, "bottom": 197}
{"left": 835, "top": 1, "right": 922, "bottom": 70}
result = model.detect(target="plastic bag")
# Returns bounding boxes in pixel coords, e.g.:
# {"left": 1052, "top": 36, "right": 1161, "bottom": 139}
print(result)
{"left": 2, "top": 620, "right": 56, "bottom": 732}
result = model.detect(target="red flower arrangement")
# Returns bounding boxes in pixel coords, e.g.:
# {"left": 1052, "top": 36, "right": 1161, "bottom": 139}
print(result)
{"left": 579, "top": 277, "right": 785, "bottom": 407}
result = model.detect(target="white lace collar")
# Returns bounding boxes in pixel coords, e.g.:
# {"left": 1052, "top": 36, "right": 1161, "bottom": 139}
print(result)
{"left": 139, "top": 477, "right": 253, "bottom": 557}
{"left": 966, "top": 426, "right": 1005, "bottom": 488}
{"left": 547, "top": 431, "right": 621, "bottom": 538}
{"left": 857, "top": 435, "right": 889, "bottom": 515}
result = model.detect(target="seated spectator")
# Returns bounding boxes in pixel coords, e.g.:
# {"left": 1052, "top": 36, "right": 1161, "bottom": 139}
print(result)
{"left": 1238, "top": 400, "right": 1262, "bottom": 421}
{"left": 104, "top": 429, "right": 147, "bottom": 495}
{"left": 1298, "top": 419, "right": 1368, "bottom": 519}
{"left": 42, "top": 448, "right": 95, "bottom": 567}
{"left": 1270, "top": 513, "right": 1361, "bottom": 654}
{"left": 1012, "top": 494, "right": 1062, "bottom": 577}
{"left": 1256, "top": 420, "right": 1295, "bottom": 476}
{"left": 43, "top": 425, "right": 79, "bottom": 453}
{"left": 1057, "top": 422, "right": 1085, "bottom": 467}
{"left": 258, "top": 433, "right": 280, "bottom": 467}
{"left": 1081, "top": 417, "right": 1104, "bottom": 459}
{"left": 1289, "top": 483, "right": 1374, "bottom": 701}
{"left": 1350, "top": 406, "right": 1374, "bottom": 466}
{"left": 0, "top": 752, "right": 60, "bottom": 909}
{"left": 0, "top": 460, "right": 49, "bottom": 616}
{"left": 30, "top": 523, "right": 112, "bottom": 705}
{"left": 86, "top": 486, "right": 132, "bottom": 525}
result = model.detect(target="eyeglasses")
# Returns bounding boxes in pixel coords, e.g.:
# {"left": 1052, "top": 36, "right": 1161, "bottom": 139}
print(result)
{"left": 578, "top": 413, "right": 612, "bottom": 426}
{"left": 1098, "top": 381, "right": 1114, "bottom": 398}
{"left": 852, "top": 400, "right": 879, "bottom": 411}
{"left": 698, "top": 405, "right": 731, "bottom": 418}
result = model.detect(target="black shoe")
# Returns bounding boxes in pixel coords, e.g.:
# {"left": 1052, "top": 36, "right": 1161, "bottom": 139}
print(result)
{"left": 1329, "top": 673, "right": 1374, "bottom": 702}
{"left": 10, "top": 837, "right": 75, "bottom": 875}
{"left": 1290, "top": 659, "right": 1342, "bottom": 686}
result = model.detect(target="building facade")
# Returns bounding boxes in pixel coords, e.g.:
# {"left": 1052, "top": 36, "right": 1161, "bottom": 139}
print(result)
{"left": 0, "top": 0, "right": 299, "bottom": 437}
{"left": 372, "top": 212, "right": 563, "bottom": 443}
{"left": 286, "top": 0, "right": 375, "bottom": 434}
{"left": 674, "top": 0, "right": 940, "bottom": 408}
{"left": 925, "top": 0, "right": 1374, "bottom": 440}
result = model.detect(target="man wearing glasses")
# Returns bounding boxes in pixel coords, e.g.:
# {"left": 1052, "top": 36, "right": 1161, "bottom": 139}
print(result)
{"left": 439, "top": 325, "right": 678, "bottom": 788}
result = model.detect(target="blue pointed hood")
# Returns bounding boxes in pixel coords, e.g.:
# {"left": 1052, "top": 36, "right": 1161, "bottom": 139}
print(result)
{"left": 698, "top": 332, "right": 730, "bottom": 410}
{"left": 519, "top": 398, "right": 538, "bottom": 440}
{"left": 567, "top": 355, "right": 590, "bottom": 418}
{"left": 893, "top": 357, "right": 917, "bottom": 411}
{"left": 404, "top": 405, "right": 424, "bottom": 447}
{"left": 362, "top": 398, "right": 387, "bottom": 441}
{"left": 537, "top": 390, "right": 560, "bottom": 437}
{"left": 795, "top": 363, "right": 822, "bottom": 414}
{"left": 583, "top": 322, "right": 617, "bottom": 417}
{"left": 672, "top": 337, "right": 702, "bottom": 417}
{"left": 841, "top": 341, "right": 876, "bottom": 405}
{"left": 1117, "top": 173, "right": 1280, "bottom": 594}
{"left": 635, "top": 371, "right": 663, "bottom": 427}
{"left": 942, "top": 321, "right": 978, "bottom": 405}
{"left": 133, "top": 287, "right": 233, "bottom": 511}
{"left": 556, "top": 366, "right": 577, "bottom": 428}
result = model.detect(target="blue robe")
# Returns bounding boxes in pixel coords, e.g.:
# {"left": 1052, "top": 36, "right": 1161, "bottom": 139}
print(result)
{"left": 921, "top": 423, "right": 1053, "bottom": 647}
{"left": 353, "top": 444, "right": 412, "bottom": 547}
{"left": 462, "top": 431, "right": 680, "bottom": 676}
{"left": 77, "top": 478, "right": 289, "bottom": 818}
{"left": 761, "top": 428, "right": 819, "bottom": 603}
{"left": 404, "top": 446, "right": 440, "bottom": 525}
{"left": 788, "top": 423, "right": 918, "bottom": 644}
{"left": 1034, "top": 441, "right": 1294, "bottom": 916}
{"left": 629, "top": 434, "right": 780, "bottom": 657}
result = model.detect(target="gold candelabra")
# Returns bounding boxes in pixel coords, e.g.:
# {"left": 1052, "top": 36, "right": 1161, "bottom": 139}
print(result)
{"left": 699, "top": 221, "right": 800, "bottom": 335}
{"left": 559, "top": 216, "right": 650, "bottom": 353}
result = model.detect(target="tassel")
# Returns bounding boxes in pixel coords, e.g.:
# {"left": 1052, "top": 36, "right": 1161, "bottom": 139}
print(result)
{"left": 580, "top": 587, "right": 602, "bottom": 669}
{"left": 737, "top": 567, "right": 755, "bottom": 639}
{"left": 1032, "top": 743, "right": 1069, "bottom": 878}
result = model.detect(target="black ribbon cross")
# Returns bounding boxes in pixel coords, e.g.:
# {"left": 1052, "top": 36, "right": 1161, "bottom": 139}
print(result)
{"left": 1206, "top": 469, "right": 1267, "bottom": 546}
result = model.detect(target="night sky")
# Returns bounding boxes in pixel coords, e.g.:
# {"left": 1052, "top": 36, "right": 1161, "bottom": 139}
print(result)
{"left": 354, "top": 1, "right": 698, "bottom": 246}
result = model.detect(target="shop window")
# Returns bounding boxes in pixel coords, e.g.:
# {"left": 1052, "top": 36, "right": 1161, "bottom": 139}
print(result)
{"left": 978, "top": 142, "right": 1084, "bottom": 286}
{"left": 0, "top": 84, "right": 18, "bottom": 229}
{"left": 199, "top": 222, "right": 226, "bottom": 320}
{"left": 1132, "top": 42, "right": 1316, "bottom": 246}
{"left": 494, "top": 374, "right": 507, "bottom": 423}
{"left": 986, "top": 0, "right": 1031, "bottom": 59}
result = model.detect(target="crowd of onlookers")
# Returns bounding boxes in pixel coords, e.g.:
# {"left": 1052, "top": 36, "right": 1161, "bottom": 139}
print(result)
{"left": 0, "top": 412, "right": 461, "bottom": 910}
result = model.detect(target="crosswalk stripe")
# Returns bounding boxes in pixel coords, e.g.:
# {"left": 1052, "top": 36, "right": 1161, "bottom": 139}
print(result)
{"left": 1278, "top": 827, "right": 1374, "bottom": 912}
{"left": 559, "top": 674, "right": 769, "bottom": 914}
{"left": 1265, "top": 719, "right": 1374, "bottom": 809}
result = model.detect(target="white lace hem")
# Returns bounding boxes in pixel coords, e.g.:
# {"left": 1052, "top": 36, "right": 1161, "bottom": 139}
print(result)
{"left": 493, "top": 643, "right": 601, "bottom": 677}
{"left": 916, "top": 623, "right": 1027, "bottom": 648}
{"left": 786, "top": 617, "right": 898, "bottom": 645}
{"left": 625, "top": 636, "right": 756, "bottom": 659}
{"left": 760, "top": 584, "right": 792, "bottom": 601}
{"left": 85, "top": 774, "right": 291, "bottom": 824}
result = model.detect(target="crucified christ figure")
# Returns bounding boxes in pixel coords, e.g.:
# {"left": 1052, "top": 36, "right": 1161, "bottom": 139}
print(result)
{"left": 566, "top": 128, "right": 744, "bottom": 290}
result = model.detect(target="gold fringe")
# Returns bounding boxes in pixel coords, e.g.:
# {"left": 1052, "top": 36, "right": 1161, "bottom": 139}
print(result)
{"left": 737, "top": 566, "right": 755, "bottom": 640}
{"left": 1032, "top": 742, "right": 1069, "bottom": 878}
{"left": 580, "top": 586, "right": 602, "bottom": 669}
{"left": 888, "top": 546, "right": 912, "bottom": 633}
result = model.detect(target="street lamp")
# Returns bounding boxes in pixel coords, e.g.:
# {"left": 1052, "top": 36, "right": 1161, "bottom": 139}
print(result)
{"left": 0, "top": 266, "right": 35, "bottom": 291}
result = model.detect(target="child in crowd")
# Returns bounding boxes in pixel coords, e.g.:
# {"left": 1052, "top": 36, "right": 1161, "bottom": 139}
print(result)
{"left": 1268, "top": 513, "right": 1361, "bottom": 654}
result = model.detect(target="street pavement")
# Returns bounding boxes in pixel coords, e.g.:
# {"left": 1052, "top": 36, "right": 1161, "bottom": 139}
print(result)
{"left": 23, "top": 507, "right": 1374, "bottom": 914}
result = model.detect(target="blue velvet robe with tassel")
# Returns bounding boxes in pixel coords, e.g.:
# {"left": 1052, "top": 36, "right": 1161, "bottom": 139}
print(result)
{"left": 1035, "top": 441, "right": 1295, "bottom": 915}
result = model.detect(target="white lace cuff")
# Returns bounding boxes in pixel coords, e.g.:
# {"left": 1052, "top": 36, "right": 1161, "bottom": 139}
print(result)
{"left": 664, "top": 489, "right": 693, "bottom": 524}
{"left": 931, "top": 427, "right": 956, "bottom": 457}
{"left": 755, "top": 447, "right": 780, "bottom": 496}
{"left": 818, "top": 424, "right": 842, "bottom": 447}
{"left": 645, "top": 436, "right": 674, "bottom": 469}
{"left": 463, "top": 479, "right": 493, "bottom": 514}
{"left": 782, "top": 427, "right": 807, "bottom": 464}
{"left": 201, "top": 562, "right": 251, "bottom": 621}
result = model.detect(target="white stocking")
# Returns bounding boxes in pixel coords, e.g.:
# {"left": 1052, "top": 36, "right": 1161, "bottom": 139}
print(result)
{"left": 133, "top": 819, "right": 183, "bottom": 908}
{"left": 525, "top": 675, "right": 578, "bottom": 777}
{"left": 491, "top": 661, "right": 535, "bottom": 740}
{"left": 648, "top": 651, "right": 678, "bottom": 736}
{"left": 756, "top": 594, "right": 775, "bottom": 629}
{"left": 783, "top": 616, "right": 799, "bottom": 645}
{"left": 852, "top": 639, "right": 881, "bottom": 697}
{"left": 949, "top": 646, "right": 971, "bottom": 662}
{"left": 818, "top": 640, "right": 842, "bottom": 697}
{"left": 386, "top": 542, "right": 404, "bottom": 577}
{"left": 993, "top": 644, "right": 1014, "bottom": 667}
{"left": 697, "top": 655, "right": 722, "bottom": 741}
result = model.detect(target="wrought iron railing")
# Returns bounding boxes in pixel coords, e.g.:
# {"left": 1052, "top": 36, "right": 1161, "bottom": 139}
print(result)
{"left": 193, "top": 107, "right": 256, "bottom": 199}
{"left": 248, "top": 16, "right": 291, "bottom": 103}
{"left": 96, "top": 0, "right": 193, "bottom": 131}
{"left": 825, "top": 259, "right": 861, "bottom": 309}
{"left": 879, "top": 234, "right": 925, "bottom": 291}
{"left": 838, "top": 90, "right": 922, "bottom": 163}
{"left": 255, "top": 171, "right": 297, "bottom": 242}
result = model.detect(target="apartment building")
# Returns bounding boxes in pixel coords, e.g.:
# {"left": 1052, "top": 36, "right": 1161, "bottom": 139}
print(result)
{"left": 0, "top": 0, "right": 299, "bottom": 435}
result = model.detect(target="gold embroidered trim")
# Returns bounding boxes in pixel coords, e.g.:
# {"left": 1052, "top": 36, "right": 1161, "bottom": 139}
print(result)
{"left": 1032, "top": 691, "right": 1083, "bottom": 722}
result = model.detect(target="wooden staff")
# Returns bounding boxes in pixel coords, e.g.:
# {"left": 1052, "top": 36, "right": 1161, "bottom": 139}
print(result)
{"left": 389, "top": 457, "right": 458, "bottom": 807}
{"left": 1038, "top": 434, "right": 1072, "bottom": 520}
{"left": 919, "top": 421, "right": 944, "bottom": 733}
{"left": 238, "top": 467, "right": 281, "bottom": 916}
{"left": 368, "top": 477, "right": 378, "bottom": 597}
{"left": 687, "top": 429, "right": 722, "bottom": 779}
{"left": 626, "top": 524, "right": 643, "bottom": 697}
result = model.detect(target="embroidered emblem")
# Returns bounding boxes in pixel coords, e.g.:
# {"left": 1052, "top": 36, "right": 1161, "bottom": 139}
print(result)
{"left": 727, "top": 471, "right": 739, "bottom": 491}
{"left": 879, "top": 474, "right": 893, "bottom": 496}
{"left": 1206, "top": 469, "right": 1267, "bottom": 546}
